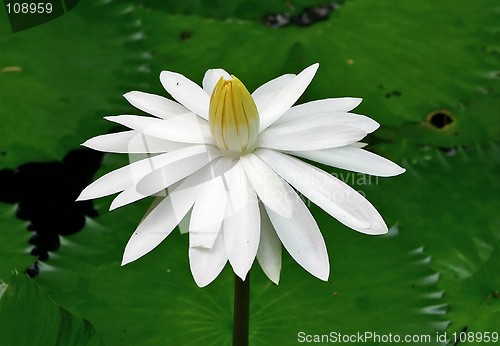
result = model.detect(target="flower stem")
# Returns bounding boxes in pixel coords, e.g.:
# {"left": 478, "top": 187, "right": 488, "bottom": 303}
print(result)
{"left": 232, "top": 273, "right": 250, "bottom": 346}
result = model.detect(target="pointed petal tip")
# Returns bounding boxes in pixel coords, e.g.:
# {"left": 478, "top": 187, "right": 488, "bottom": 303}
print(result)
{"left": 365, "top": 223, "right": 389, "bottom": 235}
{"left": 344, "top": 97, "right": 364, "bottom": 111}
{"left": 305, "top": 63, "right": 319, "bottom": 75}
{"left": 121, "top": 250, "right": 140, "bottom": 266}
{"left": 234, "top": 270, "right": 249, "bottom": 282}
{"left": 76, "top": 185, "right": 107, "bottom": 202}
{"left": 307, "top": 265, "right": 329, "bottom": 282}
{"left": 81, "top": 138, "right": 97, "bottom": 149}
{"left": 75, "top": 191, "right": 89, "bottom": 202}
{"left": 108, "top": 193, "right": 135, "bottom": 211}
{"left": 159, "top": 70, "right": 172, "bottom": 81}
{"left": 379, "top": 164, "right": 406, "bottom": 177}
{"left": 122, "top": 92, "right": 137, "bottom": 103}
{"left": 381, "top": 223, "right": 390, "bottom": 234}
{"left": 346, "top": 219, "right": 388, "bottom": 236}
{"left": 192, "top": 274, "right": 214, "bottom": 288}
{"left": 121, "top": 253, "right": 131, "bottom": 266}
{"left": 194, "top": 280, "right": 209, "bottom": 288}
{"left": 316, "top": 265, "right": 330, "bottom": 281}
{"left": 270, "top": 276, "right": 280, "bottom": 285}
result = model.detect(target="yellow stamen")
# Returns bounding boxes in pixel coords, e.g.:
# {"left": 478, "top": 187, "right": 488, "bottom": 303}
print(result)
{"left": 209, "top": 76, "right": 259, "bottom": 157}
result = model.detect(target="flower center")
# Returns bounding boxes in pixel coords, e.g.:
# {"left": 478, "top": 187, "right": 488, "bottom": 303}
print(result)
{"left": 209, "top": 76, "right": 259, "bottom": 157}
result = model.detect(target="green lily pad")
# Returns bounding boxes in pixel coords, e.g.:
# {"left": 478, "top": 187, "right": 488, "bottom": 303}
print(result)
{"left": 24, "top": 152, "right": 444, "bottom": 345}
{"left": 0, "top": 0, "right": 498, "bottom": 344}
{"left": 353, "top": 143, "right": 500, "bottom": 336}
{"left": 0, "top": 0, "right": 146, "bottom": 169}
{"left": 0, "top": 271, "right": 102, "bottom": 346}
{"left": 129, "top": 0, "right": 325, "bottom": 21}
{"left": 0, "top": 204, "right": 33, "bottom": 279}
{"left": 136, "top": 0, "right": 499, "bottom": 150}
{"left": 441, "top": 246, "right": 500, "bottom": 335}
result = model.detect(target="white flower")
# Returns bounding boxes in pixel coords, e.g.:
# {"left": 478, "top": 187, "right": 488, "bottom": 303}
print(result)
{"left": 77, "top": 63, "right": 405, "bottom": 287}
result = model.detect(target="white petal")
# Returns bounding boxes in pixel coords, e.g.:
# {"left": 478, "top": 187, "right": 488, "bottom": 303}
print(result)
{"left": 275, "top": 98, "right": 363, "bottom": 124}
{"left": 111, "top": 186, "right": 152, "bottom": 211}
{"left": 189, "top": 173, "right": 227, "bottom": 249}
{"left": 189, "top": 232, "right": 228, "bottom": 287}
{"left": 272, "top": 111, "right": 379, "bottom": 134}
{"left": 202, "top": 68, "right": 231, "bottom": 95}
{"left": 337, "top": 113, "right": 380, "bottom": 133}
{"left": 256, "top": 206, "right": 281, "bottom": 284}
{"left": 223, "top": 164, "right": 260, "bottom": 280}
{"left": 110, "top": 185, "right": 169, "bottom": 211}
{"left": 77, "top": 145, "right": 212, "bottom": 201}
{"left": 104, "top": 114, "right": 213, "bottom": 145}
{"left": 257, "top": 149, "right": 388, "bottom": 235}
{"left": 121, "top": 168, "right": 207, "bottom": 266}
{"left": 264, "top": 182, "right": 329, "bottom": 281}
{"left": 252, "top": 74, "right": 295, "bottom": 114}
{"left": 139, "top": 196, "right": 165, "bottom": 223}
{"left": 136, "top": 146, "right": 221, "bottom": 197}
{"left": 77, "top": 152, "right": 167, "bottom": 201}
{"left": 259, "top": 63, "right": 319, "bottom": 131}
{"left": 259, "top": 124, "right": 367, "bottom": 151}
{"left": 160, "top": 71, "right": 209, "bottom": 120}
{"left": 123, "top": 91, "right": 189, "bottom": 119}
{"left": 83, "top": 131, "right": 187, "bottom": 153}
{"left": 292, "top": 146, "right": 406, "bottom": 177}
{"left": 119, "top": 159, "right": 238, "bottom": 268}
{"left": 240, "top": 154, "right": 292, "bottom": 218}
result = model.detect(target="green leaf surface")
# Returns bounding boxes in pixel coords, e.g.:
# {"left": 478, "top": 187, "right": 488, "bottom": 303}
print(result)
{"left": 130, "top": 0, "right": 317, "bottom": 21}
{"left": 1, "top": 0, "right": 499, "bottom": 344}
{"left": 0, "top": 0, "right": 146, "bottom": 168}
{"left": 441, "top": 246, "right": 500, "bottom": 334}
{"left": 354, "top": 144, "right": 500, "bottom": 336}
{"left": 0, "top": 204, "right": 33, "bottom": 279}
{"left": 26, "top": 153, "right": 444, "bottom": 345}
{"left": 0, "top": 271, "right": 102, "bottom": 346}
{"left": 137, "top": 0, "right": 499, "bottom": 150}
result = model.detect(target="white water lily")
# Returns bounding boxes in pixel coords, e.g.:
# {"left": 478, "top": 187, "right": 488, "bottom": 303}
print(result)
{"left": 77, "top": 63, "right": 405, "bottom": 287}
